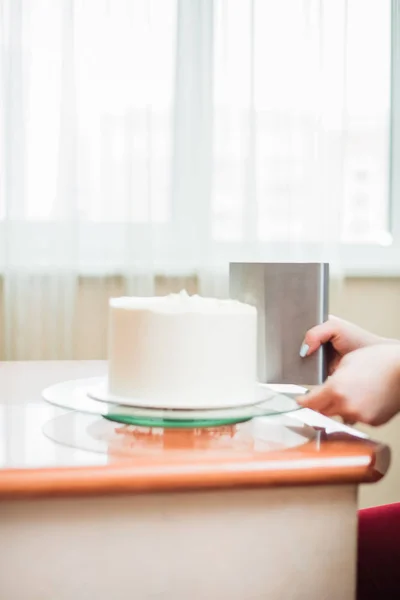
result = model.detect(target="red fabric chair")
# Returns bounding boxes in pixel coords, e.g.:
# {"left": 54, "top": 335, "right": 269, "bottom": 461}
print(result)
{"left": 357, "top": 503, "right": 400, "bottom": 599}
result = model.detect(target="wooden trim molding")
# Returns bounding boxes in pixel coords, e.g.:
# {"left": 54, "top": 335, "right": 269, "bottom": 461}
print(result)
{"left": 0, "top": 431, "right": 390, "bottom": 500}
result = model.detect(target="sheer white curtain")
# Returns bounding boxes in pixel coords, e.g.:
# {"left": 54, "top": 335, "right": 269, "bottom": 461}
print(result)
{"left": 0, "top": 0, "right": 391, "bottom": 359}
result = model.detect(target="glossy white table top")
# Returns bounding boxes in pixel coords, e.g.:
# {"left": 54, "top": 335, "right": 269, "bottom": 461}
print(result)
{"left": 0, "top": 361, "right": 390, "bottom": 499}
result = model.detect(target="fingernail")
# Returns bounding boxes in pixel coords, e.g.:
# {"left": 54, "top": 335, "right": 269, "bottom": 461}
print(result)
{"left": 299, "top": 342, "right": 310, "bottom": 358}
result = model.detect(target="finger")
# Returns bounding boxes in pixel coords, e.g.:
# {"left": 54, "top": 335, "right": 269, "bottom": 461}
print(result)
{"left": 296, "top": 385, "right": 336, "bottom": 413}
{"left": 313, "top": 397, "right": 358, "bottom": 424}
{"left": 298, "top": 390, "right": 354, "bottom": 423}
{"left": 318, "top": 402, "right": 338, "bottom": 417}
{"left": 300, "top": 320, "right": 339, "bottom": 357}
{"left": 301, "top": 385, "right": 358, "bottom": 421}
{"left": 318, "top": 405, "right": 357, "bottom": 423}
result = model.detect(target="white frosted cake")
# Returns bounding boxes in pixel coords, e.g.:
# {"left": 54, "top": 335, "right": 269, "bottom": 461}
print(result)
{"left": 107, "top": 290, "right": 257, "bottom": 409}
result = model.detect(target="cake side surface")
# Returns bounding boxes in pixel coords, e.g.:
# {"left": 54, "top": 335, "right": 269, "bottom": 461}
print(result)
{"left": 107, "top": 292, "right": 257, "bottom": 407}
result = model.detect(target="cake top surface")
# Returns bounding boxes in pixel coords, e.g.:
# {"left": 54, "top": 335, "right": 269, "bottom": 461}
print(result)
{"left": 109, "top": 290, "right": 256, "bottom": 315}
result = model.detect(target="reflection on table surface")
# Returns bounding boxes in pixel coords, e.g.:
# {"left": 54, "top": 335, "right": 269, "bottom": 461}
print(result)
{"left": 0, "top": 405, "right": 108, "bottom": 469}
{"left": 43, "top": 412, "right": 317, "bottom": 459}
{"left": 0, "top": 402, "right": 318, "bottom": 468}
{"left": 0, "top": 398, "right": 370, "bottom": 471}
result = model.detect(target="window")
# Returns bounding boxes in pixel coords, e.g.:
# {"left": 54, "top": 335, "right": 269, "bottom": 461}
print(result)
{"left": 212, "top": 0, "right": 392, "bottom": 245}
{"left": 0, "top": 0, "right": 398, "bottom": 274}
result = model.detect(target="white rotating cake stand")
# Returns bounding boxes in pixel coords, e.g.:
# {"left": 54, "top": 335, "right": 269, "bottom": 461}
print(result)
{"left": 42, "top": 378, "right": 306, "bottom": 429}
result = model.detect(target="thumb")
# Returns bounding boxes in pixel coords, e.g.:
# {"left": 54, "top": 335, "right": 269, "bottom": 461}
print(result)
{"left": 296, "top": 384, "right": 333, "bottom": 412}
{"left": 300, "top": 320, "right": 337, "bottom": 357}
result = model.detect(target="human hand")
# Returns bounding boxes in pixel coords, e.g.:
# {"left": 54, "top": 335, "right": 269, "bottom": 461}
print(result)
{"left": 297, "top": 344, "right": 400, "bottom": 426}
{"left": 300, "top": 316, "right": 396, "bottom": 375}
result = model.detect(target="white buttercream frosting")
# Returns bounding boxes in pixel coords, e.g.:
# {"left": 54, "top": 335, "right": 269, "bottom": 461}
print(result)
{"left": 107, "top": 290, "right": 257, "bottom": 408}
{"left": 110, "top": 290, "right": 256, "bottom": 315}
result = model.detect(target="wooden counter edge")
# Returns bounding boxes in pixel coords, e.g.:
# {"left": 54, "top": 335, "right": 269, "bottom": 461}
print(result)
{"left": 0, "top": 439, "right": 390, "bottom": 500}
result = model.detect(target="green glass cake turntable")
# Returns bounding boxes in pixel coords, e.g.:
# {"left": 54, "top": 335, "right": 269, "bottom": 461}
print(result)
{"left": 42, "top": 377, "right": 305, "bottom": 429}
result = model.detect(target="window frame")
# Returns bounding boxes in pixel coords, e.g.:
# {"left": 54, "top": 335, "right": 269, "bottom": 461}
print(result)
{"left": 389, "top": 0, "right": 400, "bottom": 257}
